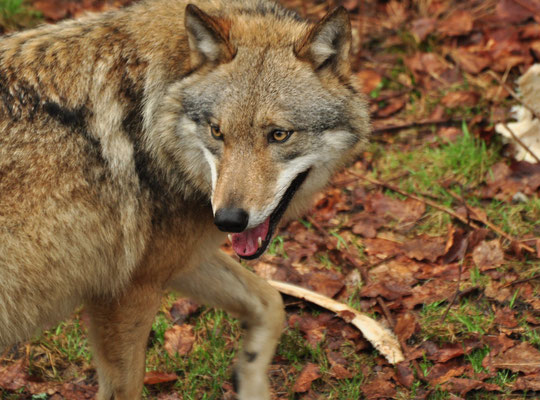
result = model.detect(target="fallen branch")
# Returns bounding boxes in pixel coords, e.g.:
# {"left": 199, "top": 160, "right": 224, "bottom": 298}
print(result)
{"left": 501, "top": 122, "right": 540, "bottom": 163}
{"left": 267, "top": 279, "right": 405, "bottom": 364}
{"left": 446, "top": 189, "right": 536, "bottom": 254}
{"left": 349, "top": 172, "right": 481, "bottom": 229}
{"left": 488, "top": 70, "right": 540, "bottom": 121}
{"left": 372, "top": 118, "right": 460, "bottom": 134}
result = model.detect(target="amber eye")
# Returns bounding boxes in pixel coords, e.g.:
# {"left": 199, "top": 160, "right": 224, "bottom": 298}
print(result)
{"left": 269, "top": 130, "right": 293, "bottom": 143}
{"left": 210, "top": 124, "right": 223, "bottom": 140}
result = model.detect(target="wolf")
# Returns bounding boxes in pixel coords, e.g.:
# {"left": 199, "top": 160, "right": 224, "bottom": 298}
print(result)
{"left": 0, "top": 0, "right": 369, "bottom": 398}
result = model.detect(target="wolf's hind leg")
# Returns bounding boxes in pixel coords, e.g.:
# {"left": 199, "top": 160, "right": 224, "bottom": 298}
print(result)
{"left": 86, "top": 284, "right": 162, "bottom": 400}
{"left": 170, "top": 250, "right": 284, "bottom": 400}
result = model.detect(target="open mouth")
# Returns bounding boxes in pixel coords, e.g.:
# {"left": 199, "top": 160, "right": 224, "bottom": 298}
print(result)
{"left": 230, "top": 169, "right": 310, "bottom": 260}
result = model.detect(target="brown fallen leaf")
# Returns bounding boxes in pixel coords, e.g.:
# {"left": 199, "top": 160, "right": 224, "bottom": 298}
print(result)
{"left": 357, "top": 70, "right": 383, "bottom": 95}
{"left": 496, "top": 0, "right": 538, "bottom": 23}
{"left": 394, "top": 311, "right": 419, "bottom": 342}
{"left": 288, "top": 313, "right": 327, "bottom": 348}
{"left": 163, "top": 324, "right": 195, "bottom": 357}
{"left": 361, "top": 376, "right": 397, "bottom": 399}
{"left": 169, "top": 298, "right": 199, "bottom": 325}
{"left": 438, "top": 10, "right": 474, "bottom": 37}
{"left": 376, "top": 96, "right": 406, "bottom": 118}
{"left": 403, "top": 235, "right": 447, "bottom": 262}
{"left": 451, "top": 48, "right": 492, "bottom": 74}
{"left": 293, "top": 363, "right": 321, "bottom": 393}
{"left": 427, "top": 359, "right": 466, "bottom": 385}
{"left": 410, "top": 18, "right": 436, "bottom": 42}
{"left": 364, "top": 192, "right": 426, "bottom": 224}
{"left": 441, "top": 90, "right": 480, "bottom": 108}
{"left": 143, "top": 371, "right": 178, "bottom": 385}
{"left": 396, "top": 362, "right": 415, "bottom": 388}
{"left": 304, "top": 271, "right": 344, "bottom": 298}
{"left": 472, "top": 240, "right": 505, "bottom": 270}
{"left": 514, "top": 373, "right": 540, "bottom": 391}
{"left": 494, "top": 307, "right": 519, "bottom": 328}
{"left": 491, "top": 342, "right": 540, "bottom": 374}
{"left": 440, "top": 378, "right": 500, "bottom": 395}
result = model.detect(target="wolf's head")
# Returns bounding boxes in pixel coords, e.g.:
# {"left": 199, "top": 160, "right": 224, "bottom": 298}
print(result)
{"left": 150, "top": 3, "right": 370, "bottom": 259}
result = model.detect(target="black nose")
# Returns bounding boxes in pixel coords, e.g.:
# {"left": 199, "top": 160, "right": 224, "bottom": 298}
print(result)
{"left": 214, "top": 208, "right": 249, "bottom": 233}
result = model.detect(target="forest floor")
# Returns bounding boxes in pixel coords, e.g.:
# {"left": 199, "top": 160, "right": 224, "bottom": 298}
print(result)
{"left": 0, "top": 0, "right": 539, "bottom": 399}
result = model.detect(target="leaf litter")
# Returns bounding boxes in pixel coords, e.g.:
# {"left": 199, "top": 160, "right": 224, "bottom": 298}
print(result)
{"left": 1, "top": 0, "right": 539, "bottom": 399}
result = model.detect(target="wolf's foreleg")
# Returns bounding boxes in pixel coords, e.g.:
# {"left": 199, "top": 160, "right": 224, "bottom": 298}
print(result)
{"left": 85, "top": 284, "right": 163, "bottom": 400}
{"left": 170, "top": 250, "right": 284, "bottom": 400}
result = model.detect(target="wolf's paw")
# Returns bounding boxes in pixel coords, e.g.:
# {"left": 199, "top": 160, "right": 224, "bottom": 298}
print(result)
{"left": 232, "top": 365, "right": 270, "bottom": 400}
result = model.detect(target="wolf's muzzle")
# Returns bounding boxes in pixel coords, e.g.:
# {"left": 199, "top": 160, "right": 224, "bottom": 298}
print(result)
{"left": 214, "top": 207, "right": 249, "bottom": 233}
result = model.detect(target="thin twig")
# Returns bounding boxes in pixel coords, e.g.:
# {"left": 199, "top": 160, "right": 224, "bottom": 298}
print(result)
{"left": 445, "top": 189, "right": 536, "bottom": 254}
{"left": 440, "top": 262, "right": 463, "bottom": 324}
{"left": 502, "top": 274, "right": 540, "bottom": 288}
{"left": 501, "top": 122, "right": 540, "bottom": 163}
{"left": 349, "top": 172, "right": 481, "bottom": 229}
{"left": 488, "top": 70, "right": 540, "bottom": 121}
{"left": 372, "top": 118, "right": 461, "bottom": 134}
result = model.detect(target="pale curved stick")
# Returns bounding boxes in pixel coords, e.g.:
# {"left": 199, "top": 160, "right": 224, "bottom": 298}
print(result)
{"left": 268, "top": 279, "right": 405, "bottom": 364}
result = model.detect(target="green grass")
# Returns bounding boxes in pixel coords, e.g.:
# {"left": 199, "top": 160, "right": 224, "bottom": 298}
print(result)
{"left": 0, "top": 0, "right": 41, "bottom": 31}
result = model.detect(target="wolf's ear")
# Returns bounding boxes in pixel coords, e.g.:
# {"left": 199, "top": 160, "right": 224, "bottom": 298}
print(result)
{"left": 295, "top": 6, "right": 352, "bottom": 74}
{"left": 185, "top": 4, "right": 235, "bottom": 66}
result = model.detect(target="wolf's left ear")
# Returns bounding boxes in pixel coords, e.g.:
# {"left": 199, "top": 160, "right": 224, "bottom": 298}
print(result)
{"left": 295, "top": 6, "right": 352, "bottom": 75}
{"left": 185, "top": 4, "right": 235, "bottom": 66}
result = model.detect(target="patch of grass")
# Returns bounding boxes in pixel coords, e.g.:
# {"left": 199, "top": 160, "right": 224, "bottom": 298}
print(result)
{"left": 268, "top": 235, "right": 287, "bottom": 257}
{"left": 419, "top": 298, "right": 494, "bottom": 342}
{"left": 0, "top": 0, "right": 42, "bottom": 31}
{"left": 465, "top": 346, "right": 490, "bottom": 373}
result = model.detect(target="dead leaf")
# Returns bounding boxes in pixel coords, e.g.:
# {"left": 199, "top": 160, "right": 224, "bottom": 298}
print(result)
{"left": 472, "top": 240, "right": 505, "bottom": 270}
{"left": 361, "top": 376, "right": 397, "bottom": 399}
{"left": 394, "top": 312, "right": 419, "bottom": 342}
{"left": 163, "top": 324, "right": 195, "bottom": 357}
{"left": 293, "top": 363, "right": 321, "bottom": 393}
{"left": 396, "top": 362, "right": 415, "bottom": 387}
{"left": 305, "top": 271, "right": 344, "bottom": 298}
{"left": 427, "top": 359, "right": 466, "bottom": 385}
{"left": 494, "top": 307, "right": 519, "bottom": 328}
{"left": 169, "top": 298, "right": 199, "bottom": 325}
{"left": 451, "top": 48, "right": 492, "bottom": 74}
{"left": 143, "top": 371, "right": 178, "bottom": 385}
{"left": 441, "top": 91, "right": 480, "bottom": 108}
{"left": 364, "top": 192, "right": 426, "bottom": 224}
{"left": 0, "top": 359, "right": 29, "bottom": 391}
{"left": 410, "top": 18, "right": 436, "bottom": 42}
{"left": 438, "top": 10, "right": 474, "bottom": 37}
{"left": 403, "top": 235, "right": 447, "bottom": 262}
{"left": 491, "top": 342, "right": 540, "bottom": 374}
{"left": 357, "top": 70, "right": 383, "bottom": 94}
{"left": 376, "top": 97, "right": 406, "bottom": 118}
{"left": 514, "top": 373, "right": 540, "bottom": 391}
{"left": 496, "top": 0, "right": 538, "bottom": 23}
{"left": 441, "top": 378, "right": 500, "bottom": 395}
{"left": 363, "top": 238, "right": 403, "bottom": 259}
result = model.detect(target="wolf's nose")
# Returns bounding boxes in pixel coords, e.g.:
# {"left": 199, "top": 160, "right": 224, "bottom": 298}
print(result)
{"left": 214, "top": 208, "right": 249, "bottom": 233}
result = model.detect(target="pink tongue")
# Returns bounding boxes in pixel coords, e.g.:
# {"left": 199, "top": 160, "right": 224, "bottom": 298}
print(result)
{"left": 231, "top": 217, "right": 270, "bottom": 257}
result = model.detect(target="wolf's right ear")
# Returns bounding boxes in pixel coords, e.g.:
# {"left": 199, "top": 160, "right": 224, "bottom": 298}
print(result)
{"left": 295, "top": 6, "right": 352, "bottom": 76}
{"left": 185, "top": 4, "right": 235, "bottom": 66}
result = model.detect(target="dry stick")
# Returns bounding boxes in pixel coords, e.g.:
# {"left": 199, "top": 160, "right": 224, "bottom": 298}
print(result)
{"left": 501, "top": 122, "right": 540, "bottom": 164}
{"left": 502, "top": 273, "right": 540, "bottom": 288}
{"left": 372, "top": 118, "right": 461, "bottom": 134}
{"left": 267, "top": 280, "right": 405, "bottom": 364}
{"left": 439, "top": 262, "right": 463, "bottom": 324}
{"left": 488, "top": 70, "right": 540, "bottom": 120}
{"left": 445, "top": 189, "right": 536, "bottom": 254}
{"left": 349, "top": 172, "right": 481, "bottom": 230}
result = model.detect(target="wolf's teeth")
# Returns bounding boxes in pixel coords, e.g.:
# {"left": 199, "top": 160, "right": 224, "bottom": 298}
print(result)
{"left": 258, "top": 237, "right": 262, "bottom": 247}
{"left": 228, "top": 234, "right": 233, "bottom": 243}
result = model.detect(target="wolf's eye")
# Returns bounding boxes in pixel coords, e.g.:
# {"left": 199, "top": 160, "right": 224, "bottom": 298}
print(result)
{"left": 210, "top": 124, "right": 223, "bottom": 140}
{"left": 269, "top": 130, "right": 293, "bottom": 144}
